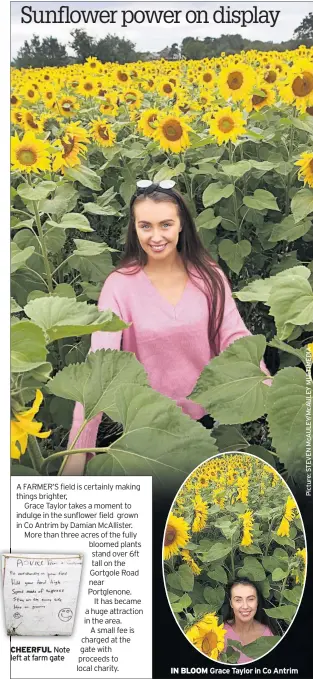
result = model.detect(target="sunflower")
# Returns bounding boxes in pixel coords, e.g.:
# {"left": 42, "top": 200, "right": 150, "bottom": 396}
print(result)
{"left": 208, "top": 106, "right": 246, "bottom": 145}
{"left": 20, "top": 83, "right": 40, "bottom": 104}
{"left": 52, "top": 122, "right": 89, "bottom": 173}
{"left": 245, "top": 83, "right": 276, "bottom": 112}
{"left": 192, "top": 494, "right": 208, "bottom": 532}
{"left": 306, "top": 342, "right": 313, "bottom": 359}
{"left": 295, "top": 151, "right": 313, "bottom": 188}
{"left": 89, "top": 119, "right": 116, "bottom": 147}
{"left": 197, "top": 69, "right": 216, "bottom": 89}
{"left": 157, "top": 79, "right": 176, "bottom": 98}
{"left": 41, "top": 86, "right": 58, "bottom": 110}
{"left": 115, "top": 69, "right": 130, "bottom": 86}
{"left": 181, "top": 549, "right": 201, "bottom": 575}
{"left": 218, "top": 63, "right": 255, "bottom": 102}
{"left": 11, "top": 390, "right": 51, "bottom": 459}
{"left": 99, "top": 93, "right": 119, "bottom": 117}
{"left": 163, "top": 513, "right": 189, "bottom": 560}
{"left": 77, "top": 77, "right": 97, "bottom": 98}
{"left": 137, "top": 108, "right": 160, "bottom": 138}
{"left": 11, "top": 92, "right": 21, "bottom": 108}
{"left": 21, "top": 109, "right": 43, "bottom": 133}
{"left": 122, "top": 89, "right": 143, "bottom": 109}
{"left": 11, "top": 131, "right": 51, "bottom": 174}
{"left": 186, "top": 613, "right": 226, "bottom": 660}
{"left": 11, "top": 108, "right": 24, "bottom": 127}
{"left": 280, "top": 59, "right": 313, "bottom": 112}
{"left": 154, "top": 114, "right": 192, "bottom": 153}
{"left": 239, "top": 510, "right": 254, "bottom": 546}
{"left": 85, "top": 56, "right": 101, "bottom": 73}
{"left": 277, "top": 516, "right": 290, "bottom": 537}
{"left": 57, "top": 95, "right": 79, "bottom": 118}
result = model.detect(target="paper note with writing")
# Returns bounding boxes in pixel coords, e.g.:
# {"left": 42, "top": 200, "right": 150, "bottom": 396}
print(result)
{"left": 2, "top": 554, "right": 83, "bottom": 636}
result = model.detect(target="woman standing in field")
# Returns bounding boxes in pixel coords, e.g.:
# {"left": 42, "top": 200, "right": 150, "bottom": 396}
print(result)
{"left": 223, "top": 578, "right": 279, "bottom": 663}
{"left": 63, "top": 181, "right": 270, "bottom": 474}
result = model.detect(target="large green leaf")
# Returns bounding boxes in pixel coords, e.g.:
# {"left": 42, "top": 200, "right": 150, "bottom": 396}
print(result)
{"left": 48, "top": 349, "right": 148, "bottom": 421}
{"left": 83, "top": 202, "right": 121, "bottom": 217}
{"left": 203, "top": 585, "right": 225, "bottom": 612}
{"left": 11, "top": 243, "right": 35, "bottom": 273}
{"left": 233, "top": 636, "right": 280, "bottom": 659}
{"left": 39, "top": 182, "right": 78, "bottom": 218}
{"left": 24, "top": 297, "right": 128, "bottom": 343}
{"left": 218, "top": 239, "right": 251, "bottom": 274}
{"left": 267, "top": 367, "right": 309, "bottom": 476}
{"left": 206, "top": 565, "right": 228, "bottom": 584}
{"left": 195, "top": 208, "right": 221, "bottom": 230}
{"left": 43, "top": 222, "right": 66, "bottom": 254}
{"left": 46, "top": 213, "right": 94, "bottom": 233}
{"left": 237, "top": 556, "right": 266, "bottom": 581}
{"left": 243, "top": 189, "right": 280, "bottom": 211}
{"left": 283, "top": 586, "right": 302, "bottom": 605}
{"left": 178, "top": 565, "right": 194, "bottom": 592}
{"left": 64, "top": 164, "right": 102, "bottom": 191}
{"left": 202, "top": 182, "right": 234, "bottom": 207}
{"left": 17, "top": 181, "right": 56, "bottom": 202}
{"left": 234, "top": 265, "right": 310, "bottom": 305}
{"left": 189, "top": 336, "right": 269, "bottom": 424}
{"left": 268, "top": 271, "right": 313, "bottom": 339}
{"left": 69, "top": 239, "right": 114, "bottom": 282}
{"left": 171, "top": 593, "right": 192, "bottom": 612}
{"left": 291, "top": 188, "right": 313, "bottom": 223}
{"left": 263, "top": 605, "right": 296, "bottom": 622}
{"left": 199, "top": 541, "right": 232, "bottom": 563}
{"left": 269, "top": 215, "right": 312, "bottom": 242}
{"left": 220, "top": 160, "right": 252, "bottom": 178}
{"left": 85, "top": 383, "right": 218, "bottom": 488}
{"left": 11, "top": 464, "right": 40, "bottom": 476}
{"left": 11, "top": 321, "right": 47, "bottom": 373}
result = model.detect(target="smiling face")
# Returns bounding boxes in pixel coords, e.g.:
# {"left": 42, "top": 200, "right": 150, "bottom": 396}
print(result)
{"left": 230, "top": 583, "right": 258, "bottom": 624}
{"left": 133, "top": 197, "right": 182, "bottom": 263}
{"left": 58, "top": 607, "right": 73, "bottom": 622}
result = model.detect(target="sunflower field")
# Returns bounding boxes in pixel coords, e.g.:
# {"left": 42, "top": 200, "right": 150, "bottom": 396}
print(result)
{"left": 163, "top": 454, "right": 306, "bottom": 663}
{"left": 10, "top": 48, "right": 313, "bottom": 484}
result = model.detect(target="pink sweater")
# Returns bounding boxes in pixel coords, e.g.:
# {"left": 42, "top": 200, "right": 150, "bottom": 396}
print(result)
{"left": 68, "top": 265, "right": 270, "bottom": 454}
{"left": 224, "top": 622, "right": 273, "bottom": 663}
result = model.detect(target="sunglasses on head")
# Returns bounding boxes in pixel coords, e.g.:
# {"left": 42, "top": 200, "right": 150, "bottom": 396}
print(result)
{"left": 136, "top": 180, "right": 176, "bottom": 189}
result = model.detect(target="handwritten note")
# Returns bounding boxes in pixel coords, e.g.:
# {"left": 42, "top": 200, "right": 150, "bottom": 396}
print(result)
{"left": 2, "top": 554, "right": 83, "bottom": 636}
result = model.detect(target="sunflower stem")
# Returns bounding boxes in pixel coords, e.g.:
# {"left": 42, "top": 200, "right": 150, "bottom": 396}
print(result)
{"left": 41, "top": 445, "right": 109, "bottom": 474}
{"left": 32, "top": 201, "right": 53, "bottom": 294}
{"left": 284, "top": 110, "right": 296, "bottom": 216}
{"left": 27, "top": 435, "right": 45, "bottom": 474}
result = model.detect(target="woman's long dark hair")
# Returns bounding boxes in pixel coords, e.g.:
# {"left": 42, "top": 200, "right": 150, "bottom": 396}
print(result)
{"left": 223, "top": 577, "right": 281, "bottom": 635}
{"left": 115, "top": 185, "right": 228, "bottom": 356}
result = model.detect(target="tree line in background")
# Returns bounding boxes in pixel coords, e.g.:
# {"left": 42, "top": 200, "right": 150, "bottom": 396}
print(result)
{"left": 11, "top": 12, "right": 313, "bottom": 68}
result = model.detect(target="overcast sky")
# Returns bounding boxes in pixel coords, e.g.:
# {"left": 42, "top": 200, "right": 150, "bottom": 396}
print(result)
{"left": 11, "top": 1, "right": 312, "bottom": 58}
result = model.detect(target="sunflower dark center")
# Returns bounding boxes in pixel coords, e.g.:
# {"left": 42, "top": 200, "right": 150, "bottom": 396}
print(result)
{"left": 148, "top": 114, "right": 157, "bottom": 127}
{"left": 118, "top": 72, "right": 128, "bottom": 82}
{"left": 292, "top": 72, "right": 313, "bottom": 97}
{"left": 62, "top": 99, "right": 73, "bottom": 112}
{"left": 227, "top": 71, "right": 244, "bottom": 90}
{"left": 252, "top": 91, "right": 267, "bottom": 105}
{"left": 26, "top": 114, "right": 38, "bottom": 129}
{"left": 202, "top": 631, "right": 218, "bottom": 655}
{"left": 203, "top": 72, "right": 212, "bottom": 83}
{"left": 264, "top": 70, "right": 277, "bottom": 83}
{"left": 11, "top": 95, "right": 18, "bottom": 105}
{"left": 163, "top": 84, "right": 172, "bottom": 93}
{"left": 62, "top": 136, "right": 75, "bottom": 157}
{"left": 17, "top": 148, "right": 37, "bottom": 166}
{"left": 84, "top": 82, "right": 93, "bottom": 91}
{"left": 46, "top": 92, "right": 53, "bottom": 99}
{"left": 98, "top": 125, "right": 109, "bottom": 140}
{"left": 163, "top": 120, "right": 183, "bottom": 141}
{"left": 27, "top": 90, "right": 35, "bottom": 98}
{"left": 164, "top": 526, "right": 177, "bottom": 546}
{"left": 218, "top": 116, "right": 235, "bottom": 133}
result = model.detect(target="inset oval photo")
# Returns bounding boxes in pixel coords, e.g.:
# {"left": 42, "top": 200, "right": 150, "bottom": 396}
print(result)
{"left": 162, "top": 452, "right": 306, "bottom": 665}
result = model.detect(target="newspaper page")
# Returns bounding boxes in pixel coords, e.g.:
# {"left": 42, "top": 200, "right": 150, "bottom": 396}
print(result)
{"left": 3, "top": 1, "right": 313, "bottom": 678}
